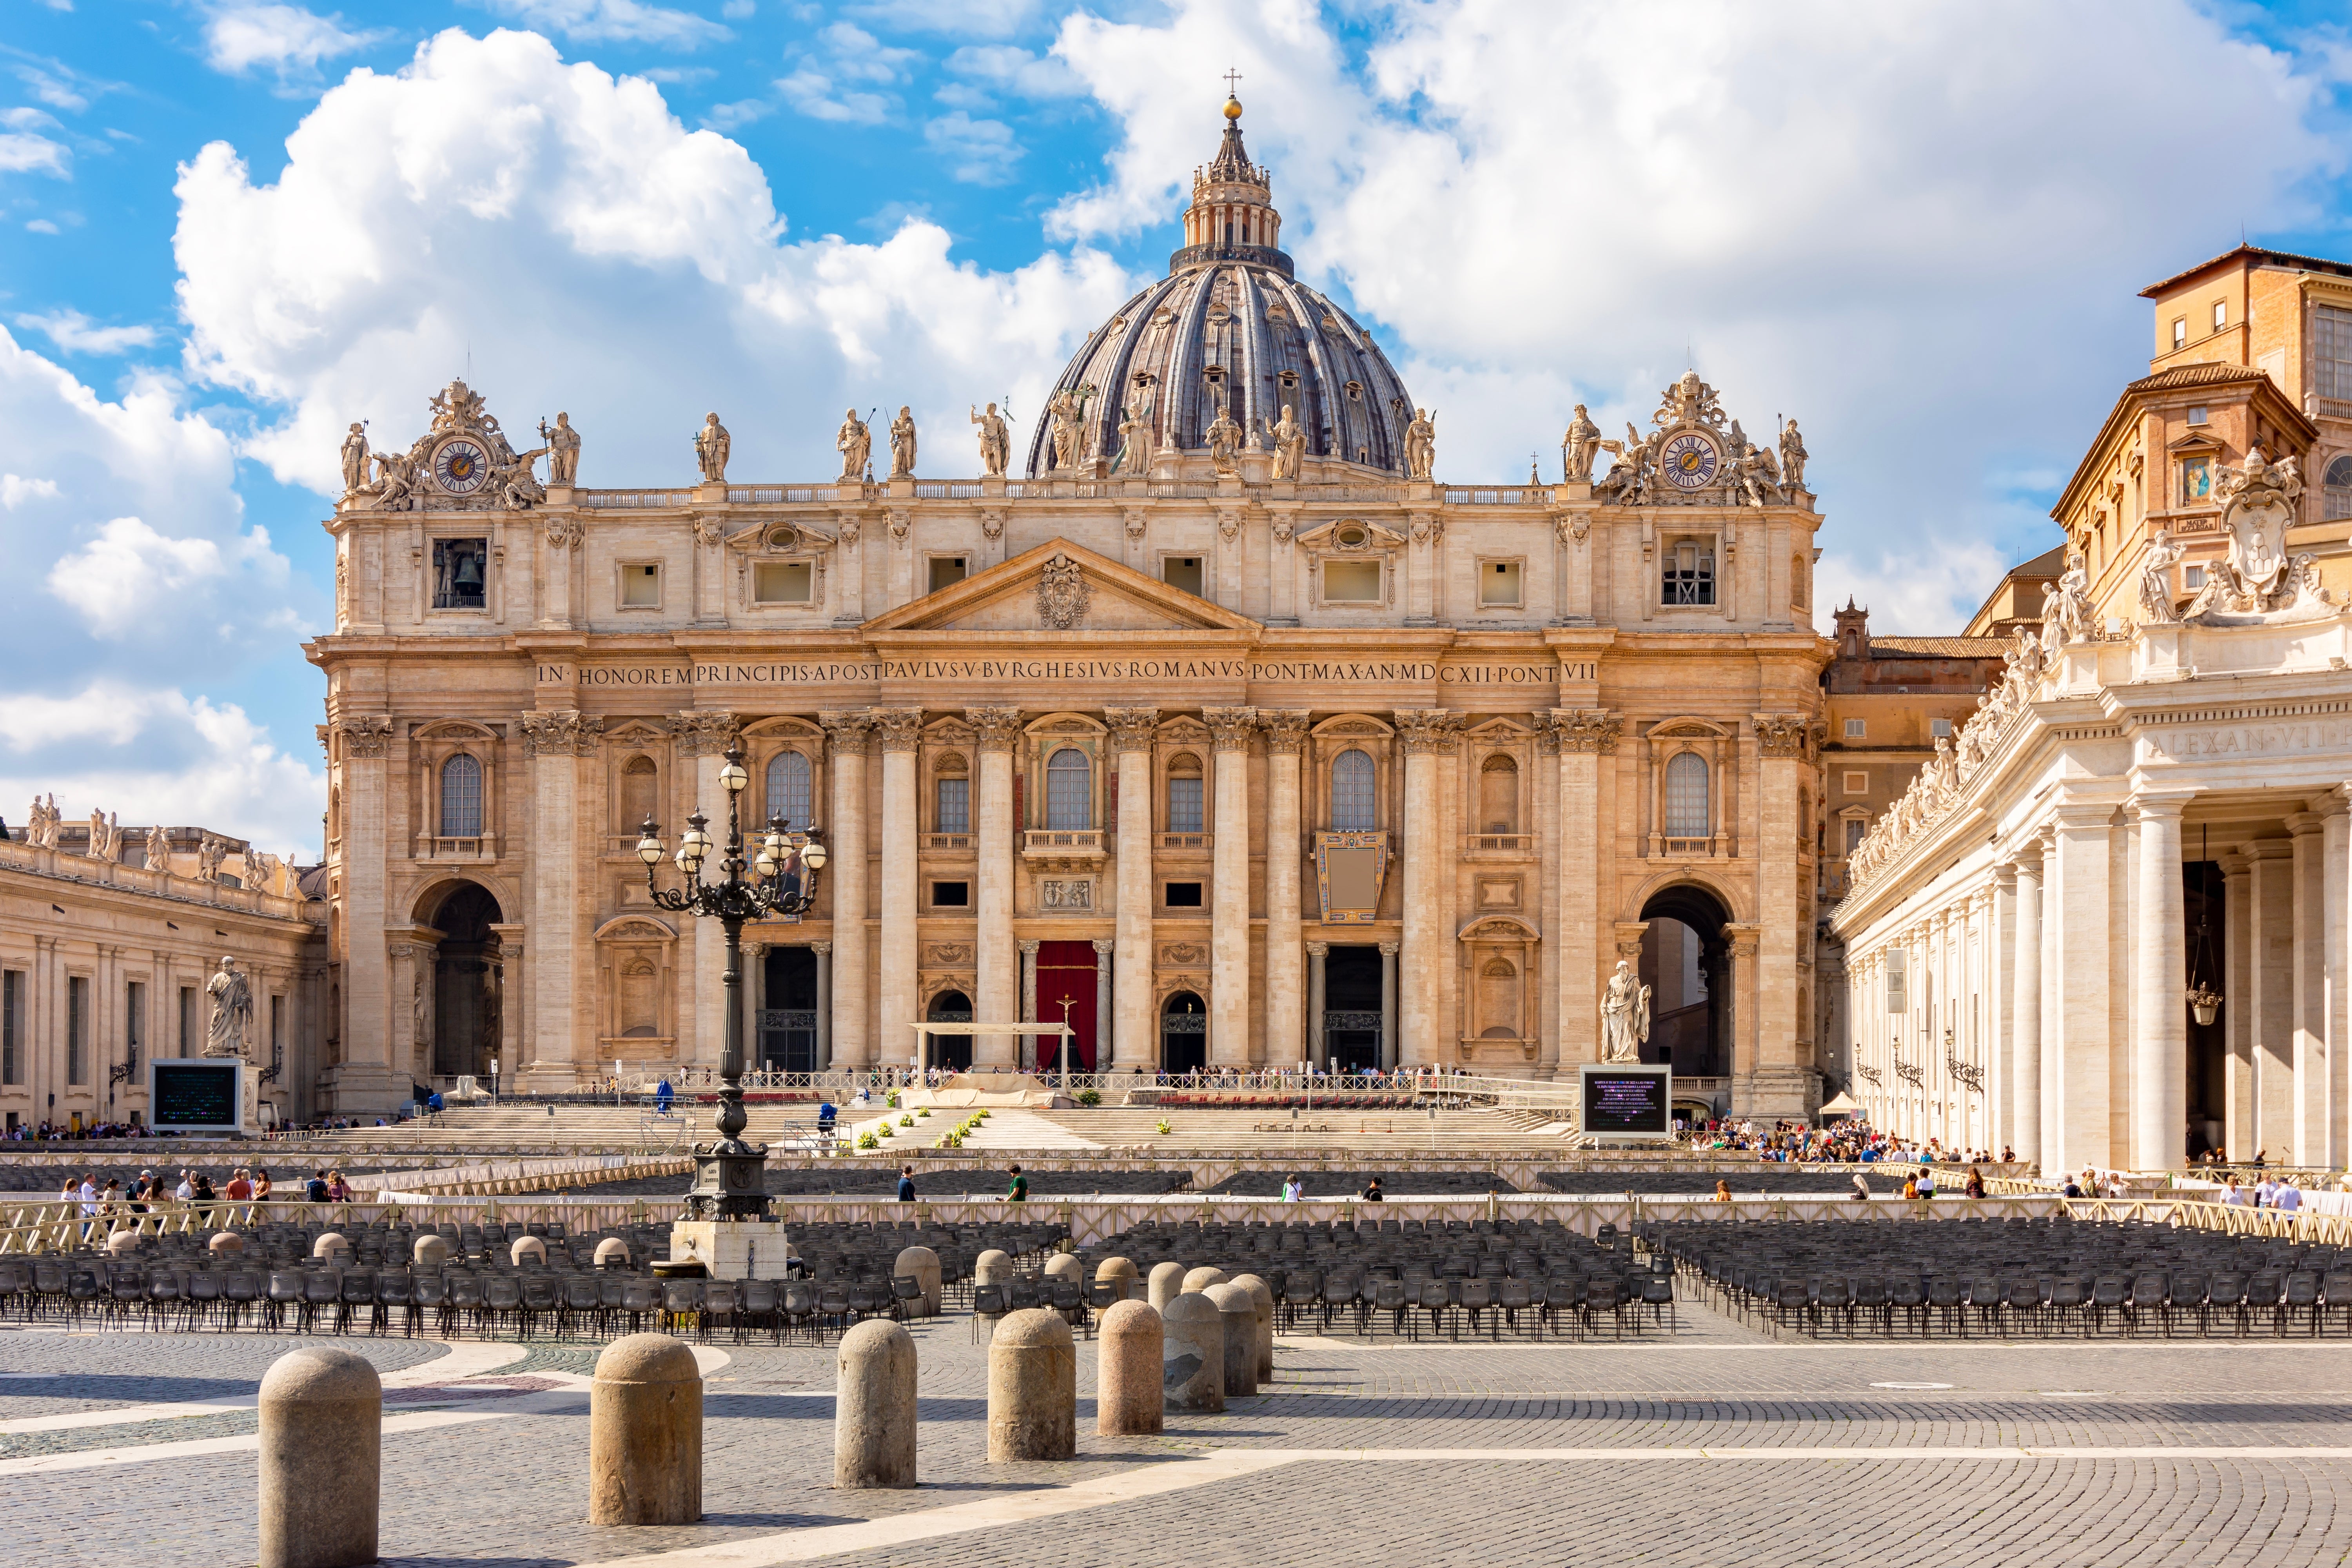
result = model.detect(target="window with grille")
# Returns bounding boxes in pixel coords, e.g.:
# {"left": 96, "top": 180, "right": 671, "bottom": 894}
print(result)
{"left": 1045, "top": 748, "right": 1091, "bottom": 829}
{"left": 1, "top": 970, "right": 17, "bottom": 1085}
{"left": 67, "top": 975, "right": 86, "bottom": 1085}
{"left": 439, "top": 754, "right": 483, "bottom": 837}
{"left": 1331, "top": 749, "right": 1376, "bottom": 829}
{"left": 935, "top": 777, "right": 969, "bottom": 834}
{"left": 766, "top": 750, "right": 812, "bottom": 828}
{"left": 1168, "top": 774, "right": 1203, "bottom": 833}
{"left": 2317, "top": 305, "right": 2352, "bottom": 402}
{"left": 1663, "top": 753, "right": 1708, "bottom": 838}
{"left": 2327, "top": 455, "right": 2352, "bottom": 521}
{"left": 1663, "top": 540, "right": 1715, "bottom": 605}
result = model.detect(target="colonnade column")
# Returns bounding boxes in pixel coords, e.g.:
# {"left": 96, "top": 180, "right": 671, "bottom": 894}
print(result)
{"left": 1378, "top": 940, "right": 1399, "bottom": 1073}
{"left": 1261, "top": 713, "right": 1309, "bottom": 1067}
{"left": 874, "top": 709, "right": 924, "bottom": 1071}
{"left": 1091, "top": 939, "right": 1113, "bottom": 1077}
{"left": 1103, "top": 710, "right": 1158, "bottom": 1072}
{"left": 1532, "top": 717, "right": 1561, "bottom": 1079}
{"left": 1307, "top": 943, "right": 1328, "bottom": 1070}
{"left": 1205, "top": 708, "right": 1257, "bottom": 1066}
{"left": 819, "top": 712, "right": 873, "bottom": 1069}
{"left": 2289, "top": 809, "right": 2328, "bottom": 1166}
{"left": 2009, "top": 848, "right": 2043, "bottom": 1173}
{"left": 2247, "top": 842, "right": 2296, "bottom": 1155}
{"left": 2217, "top": 850, "right": 2250, "bottom": 1161}
{"left": 679, "top": 712, "right": 737, "bottom": 1073}
{"left": 1395, "top": 710, "right": 1450, "bottom": 1066}
{"left": 332, "top": 714, "right": 393, "bottom": 1111}
{"left": 2130, "top": 795, "right": 2189, "bottom": 1171}
{"left": 2048, "top": 807, "right": 2115, "bottom": 1175}
{"left": 970, "top": 708, "right": 1023, "bottom": 1068}
{"left": 2326, "top": 799, "right": 2350, "bottom": 1165}
{"left": 812, "top": 940, "right": 832, "bottom": 1071}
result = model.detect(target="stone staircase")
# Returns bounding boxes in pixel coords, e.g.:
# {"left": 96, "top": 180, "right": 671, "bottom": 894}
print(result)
{"left": 1031, "top": 1106, "right": 1576, "bottom": 1154}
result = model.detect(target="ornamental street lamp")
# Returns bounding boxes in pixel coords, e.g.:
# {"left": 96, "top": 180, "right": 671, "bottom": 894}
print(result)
{"left": 637, "top": 742, "right": 827, "bottom": 1219}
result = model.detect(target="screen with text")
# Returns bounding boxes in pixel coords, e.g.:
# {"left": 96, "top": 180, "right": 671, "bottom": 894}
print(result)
{"left": 152, "top": 1062, "right": 239, "bottom": 1128}
{"left": 1583, "top": 1071, "right": 1670, "bottom": 1135}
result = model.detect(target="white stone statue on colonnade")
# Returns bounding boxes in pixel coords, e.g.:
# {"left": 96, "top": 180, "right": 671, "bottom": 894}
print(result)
{"left": 837, "top": 409, "right": 871, "bottom": 481}
{"left": 971, "top": 403, "right": 1009, "bottom": 476}
{"left": 1115, "top": 389, "right": 1155, "bottom": 476}
{"left": 339, "top": 422, "right": 371, "bottom": 495}
{"left": 1561, "top": 405, "right": 1601, "bottom": 482}
{"left": 541, "top": 412, "right": 581, "bottom": 485}
{"left": 1779, "top": 418, "right": 1808, "bottom": 490}
{"left": 1264, "top": 403, "right": 1306, "bottom": 480}
{"left": 889, "top": 406, "right": 918, "bottom": 477}
{"left": 1205, "top": 399, "right": 1242, "bottom": 474}
{"left": 1599, "top": 959, "right": 1651, "bottom": 1063}
{"left": 205, "top": 956, "right": 253, "bottom": 1060}
{"left": 695, "top": 413, "right": 731, "bottom": 483}
{"left": 1404, "top": 407, "right": 1436, "bottom": 480}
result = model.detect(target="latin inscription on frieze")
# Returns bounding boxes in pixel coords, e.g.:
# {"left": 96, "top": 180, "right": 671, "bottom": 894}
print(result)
{"left": 535, "top": 658, "right": 1567, "bottom": 689}
{"left": 2143, "top": 719, "right": 2352, "bottom": 760}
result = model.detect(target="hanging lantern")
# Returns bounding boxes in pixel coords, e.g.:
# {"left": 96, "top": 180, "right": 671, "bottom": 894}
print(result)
{"left": 2185, "top": 825, "right": 2222, "bottom": 1028}
{"left": 2187, "top": 980, "right": 2222, "bottom": 1027}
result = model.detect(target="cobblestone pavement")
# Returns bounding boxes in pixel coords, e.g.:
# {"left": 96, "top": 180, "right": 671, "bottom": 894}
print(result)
{"left": 7, "top": 1296, "right": 2352, "bottom": 1567}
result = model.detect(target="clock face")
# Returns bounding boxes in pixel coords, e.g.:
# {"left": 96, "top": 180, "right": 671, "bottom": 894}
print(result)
{"left": 1659, "top": 432, "right": 1720, "bottom": 490}
{"left": 434, "top": 439, "right": 490, "bottom": 494}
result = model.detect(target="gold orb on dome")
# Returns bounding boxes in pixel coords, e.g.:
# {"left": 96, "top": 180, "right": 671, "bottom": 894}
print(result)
{"left": 1224, "top": 95, "right": 1243, "bottom": 120}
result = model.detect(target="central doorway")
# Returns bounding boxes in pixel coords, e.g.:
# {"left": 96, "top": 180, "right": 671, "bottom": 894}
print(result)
{"left": 1638, "top": 884, "right": 1731, "bottom": 1076}
{"left": 1033, "top": 941, "right": 1099, "bottom": 1073}
{"left": 1161, "top": 991, "right": 1207, "bottom": 1076}
{"left": 926, "top": 990, "right": 973, "bottom": 1072}
{"left": 759, "top": 947, "right": 818, "bottom": 1072}
{"left": 1323, "top": 945, "right": 1383, "bottom": 1072}
{"left": 429, "top": 883, "right": 503, "bottom": 1080}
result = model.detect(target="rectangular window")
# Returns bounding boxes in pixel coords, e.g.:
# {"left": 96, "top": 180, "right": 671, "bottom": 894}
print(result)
{"left": 270, "top": 995, "right": 281, "bottom": 1074}
{"left": 2213, "top": 300, "right": 2227, "bottom": 331}
{"left": 753, "top": 562, "right": 812, "bottom": 603}
{"left": 2184, "top": 563, "right": 2206, "bottom": 588}
{"left": 1168, "top": 776, "right": 1204, "bottom": 833}
{"left": 127, "top": 980, "right": 143, "bottom": 1069}
{"left": 2186, "top": 405, "right": 2208, "bottom": 426}
{"left": 2317, "top": 304, "right": 2352, "bottom": 401}
{"left": 1662, "top": 541, "right": 1715, "bottom": 605}
{"left": 1843, "top": 718, "right": 1866, "bottom": 740}
{"left": 1164, "top": 881, "right": 1204, "bottom": 908}
{"left": 2181, "top": 457, "right": 2212, "bottom": 504}
{"left": 1844, "top": 819, "right": 1867, "bottom": 855}
{"left": 1162, "top": 556, "right": 1204, "bottom": 597}
{"left": 1930, "top": 718, "right": 1952, "bottom": 739}
{"left": 2172, "top": 317, "right": 2187, "bottom": 350}
{"left": 931, "top": 880, "right": 969, "bottom": 908}
{"left": 934, "top": 777, "right": 969, "bottom": 835}
{"left": 180, "top": 986, "right": 196, "bottom": 1054}
{"left": 1322, "top": 560, "right": 1382, "bottom": 603}
{"left": 1885, "top": 949, "right": 1906, "bottom": 1014}
{"left": 927, "top": 556, "right": 968, "bottom": 593}
{"left": 1, "top": 970, "right": 18, "bottom": 1085}
{"left": 1842, "top": 769, "right": 1868, "bottom": 795}
{"left": 432, "top": 537, "right": 488, "bottom": 610}
{"left": 1479, "top": 560, "right": 1523, "bottom": 607}
{"left": 621, "top": 563, "right": 661, "bottom": 607}
{"left": 67, "top": 975, "right": 86, "bottom": 1085}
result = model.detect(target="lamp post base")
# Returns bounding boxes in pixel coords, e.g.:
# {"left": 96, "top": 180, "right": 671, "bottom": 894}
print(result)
{"left": 684, "top": 1141, "right": 772, "bottom": 1220}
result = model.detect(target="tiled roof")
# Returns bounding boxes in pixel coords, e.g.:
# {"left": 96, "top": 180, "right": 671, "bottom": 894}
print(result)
{"left": 1866, "top": 637, "right": 2008, "bottom": 658}
{"left": 2140, "top": 244, "right": 2352, "bottom": 298}
{"left": 2124, "top": 362, "right": 2270, "bottom": 394}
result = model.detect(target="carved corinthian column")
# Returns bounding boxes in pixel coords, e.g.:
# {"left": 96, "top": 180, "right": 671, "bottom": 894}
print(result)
{"left": 969, "top": 707, "right": 1024, "bottom": 1067}
{"left": 1551, "top": 709, "right": 1619, "bottom": 1074}
{"left": 677, "top": 711, "right": 739, "bottom": 1073}
{"left": 1260, "top": 712, "right": 1310, "bottom": 1066}
{"left": 874, "top": 708, "right": 925, "bottom": 1068}
{"left": 521, "top": 708, "right": 601, "bottom": 1088}
{"left": 819, "top": 712, "right": 873, "bottom": 1067}
{"left": 1205, "top": 707, "right": 1257, "bottom": 1065}
{"left": 1395, "top": 709, "right": 1455, "bottom": 1066}
{"left": 1103, "top": 708, "right": 1158, "bottom": 1072}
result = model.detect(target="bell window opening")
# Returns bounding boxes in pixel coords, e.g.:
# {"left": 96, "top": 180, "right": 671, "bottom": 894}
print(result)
{"left": 1663, "top": 539, "right": 1716, "bottom": 606}
{"left": 433, "top": 538, "right": 488, "bottom": 610}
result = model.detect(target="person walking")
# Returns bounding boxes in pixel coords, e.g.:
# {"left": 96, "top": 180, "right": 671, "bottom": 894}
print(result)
{"left": 1005, "top": 1164, "right": 1029, "bottom": 1203}
{"left": 896, "top": 1165, "right": 916, "bottom": 1202}
{"left": 1359, "top": 1175, "right": 1385, "bottom": 1203}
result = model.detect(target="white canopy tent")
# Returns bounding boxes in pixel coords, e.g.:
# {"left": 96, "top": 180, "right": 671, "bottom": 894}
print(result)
{"left": 902, "top": 1021, "right": 1076, "bottom": 1077}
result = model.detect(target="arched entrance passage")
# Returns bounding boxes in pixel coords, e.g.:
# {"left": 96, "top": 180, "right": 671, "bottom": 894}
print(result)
{"left": 1161, "top": 991, "right": 1207, "bottom": 1076}
{"left": 1637, "top": 883, "right": 1730, "bottom": 1078}
{"left": 426, "top": 882, "right": 504, "bottom": 1080}
{"left": 926, "top": 990, "right": 973, "bottom": 1073}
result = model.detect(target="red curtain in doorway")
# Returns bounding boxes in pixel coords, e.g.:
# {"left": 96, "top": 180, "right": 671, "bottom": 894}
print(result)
{"left": 1034, "top": 940, "right": 1098, "bottom": 1071}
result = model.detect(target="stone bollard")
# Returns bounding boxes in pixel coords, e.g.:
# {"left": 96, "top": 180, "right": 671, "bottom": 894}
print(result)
{"left": 834, "top": 1319, "right": 918, "bottom": 1488}
{"left": 1146, "top": 1261, "right": 1188, "bottom": 1310}
{"left": 1228, "top": 1273, "right": 1275, "bottom": 1384}
{"left": 1041, "top": 1253, "right": 1082, "bottom": 1284}
{"left": 258, "top": 1347, "right": 381, "bottom": 1568}
{"left": 413, "top": 1234, "right": 448, "bottom": 1268}
{"left": 1095, "top": 1256, "right": 1139, "bottom": 1302}
{"left": 588, "top": 1333, "right": 702, "bottom": 1525}
{"left": 311, "top": 1232, "right": 350, "bottom": 1263}
{"left": 1181, "top": 1266, "right": 1226, "bottom": 1295}
{"left": 593, "top": 1238, "right": 629, "bottom": 1269}
{"left": 973, "top": 1248, "right": 1013, "bottom": 1287}
{"left": 209, "top": 1231, "right": 245, "bottom": 1256}
{"left": 1205, "top": 1283, "right": 1257, "bottom": 1398}
{"left": 893, "top": 1245, "right": 942, "bottom": 1317}
{"left": 511, "top": 1234, "right": 548, "bottom": 1267}
{"left": 986, "top": 1308, "right": 1076, "bottom": 1462}
{"left": 1096, "top": 1299, "right": 1164, "bottom": 1435}
{"left": 103, "top": 1229, "right": 140, "bottom": 1257}
{"left": 1160, "top": 1292, "right": 1224, "bottom": 1413}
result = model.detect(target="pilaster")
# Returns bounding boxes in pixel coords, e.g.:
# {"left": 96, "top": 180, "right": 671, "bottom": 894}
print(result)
{"left": 819, "top": 711, "right": 873, "bottom": 1067}
{"left": 969, "top": 706, "right": 1023, "bottom": 1067}
{"left": 1104, "top": 708, "right": 1159, "bottom": 1071}
{"left": 875, "top": 708, "right": 924, "bottom": 1069}
{"left": 1261, "top": 711, "right": 1308, "bottom": 1066}
{"left": 1205, "top": 706, "right": 1256, "bottom": 1065}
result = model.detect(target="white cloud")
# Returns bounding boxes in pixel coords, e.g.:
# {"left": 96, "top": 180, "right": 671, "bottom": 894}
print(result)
{"left": 13, "top": 309, "right": 159, "bottom": 355}
{"left": 10, "top": 63, "right": 91, "bottom": 114}
{"left": 483, "top": 0, "right": 730, "bottom": 47}
{"left": 0, "top": 475, "right": 60, "bottom": 508}
{"left": 848, "top": 0, "right": 1036, "bottom": 39}
{"left": 0, "top": 132, "right": 71, "bottom": 177}
{"left": 24, "top": 218, "right": 60, "bottom": 234}
{"left": 700, "top": 97, "right": 774, "bottom": 131}
{"left": 172, "top": 27, "right": 1133, "bottom": 497}
{"left": 201, "top": 4, "right": 383, "bottom": 80}
{"left": 945, "top": 44, "right": 1081, "bottom": 99}
{"left": 779, "top": 23, "right": 918, "bottom": 125}
{"left": 1046, "top": 0, "right": 2352, "bottom": 630}
{"left": 924, "top": 109, "right": 1020, "bottom": 184}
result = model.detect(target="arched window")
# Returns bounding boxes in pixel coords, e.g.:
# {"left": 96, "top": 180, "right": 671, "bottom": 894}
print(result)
{"left": 765, "top": 750, "right": 812, "bottom": 828}
{"left": 1331, "top": 748, "right": 1376, "bottom": 829}
{"left": 1478, "top": 753, "right": 1519, "bottom": 834}
{"left": 1663, "top": 753, "right": 1708, "bottom": 839}
{"left": 1045, "top": 748, "right": 1091, "bottom": 829}
{"left": 439, "top": 754, "right": 482, "bottom": 837}
{"left": 2327, "top": 455, "right": 2352, "bottom": 521}
{"left": 619, "top": 755, "right": 657, "bottom": 835}
{"left": 1166, "top": 752, "right": 1204, "bottom": 833}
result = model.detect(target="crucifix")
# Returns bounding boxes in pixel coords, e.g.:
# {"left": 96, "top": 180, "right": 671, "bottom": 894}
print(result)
{"left": 1223, "top": 67, "right": 1243, "bottom": 98}
{"left": 1056, "top": 995, "right": 1076, "bottom": 1082}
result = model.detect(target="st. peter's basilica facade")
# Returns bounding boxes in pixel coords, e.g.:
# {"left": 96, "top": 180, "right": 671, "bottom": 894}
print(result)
{"left": 307, "top": 99, "right": 1829, "bottom": 1119}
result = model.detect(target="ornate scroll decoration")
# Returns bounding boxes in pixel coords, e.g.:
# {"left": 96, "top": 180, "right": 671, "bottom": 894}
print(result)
{"left": 1529, "top": 713, "right": 1562, "bottom": 757}
{"left": 543, "top": 516, "right": 584, "bottom": 550}
{"left": 873, "top": 708, "right": 926, "bottom": 753}
{"left": 818, "top": 710, "right": 876, "bottom": 750}
{"left": 1036, "top": 551, "right": 1090, "bottom": 629}
{"left": 1752, "top": 712, "right": 1814, "bottom": 760}
{"left": 980, "top": 509, "right": 1005, "bottom": 542}
{"left": 1102, "top": 708, "right": 1160, "bottom": 751}
{"left": 1203, "top": 707, "right": 1258, "bottom": 751}
{"left": 521, "top": 709, "right": 605, "bottom": 757}
{"left": 348, "top": 377, "right": 549, "bottom": 514}
{"left": 673, "top": 711, "right": 740, "bottom": 759}
{"left": 1393, "top": 708, "right": 1463, "bottom": 754}
{"left": 966, "top": 706, "right": 1024, "bottom": 752}
{"left": 2183, "top": 447, "right": 2336, "bottom": 624}
{"left": 1258, "top": 710, "right": 1312, "bottom": 754}
{"left": 338, "top": 715, "right": 395, "bottom": 759}
{"left": 1549, "top": 709, "right": 1621, "bottom": 755}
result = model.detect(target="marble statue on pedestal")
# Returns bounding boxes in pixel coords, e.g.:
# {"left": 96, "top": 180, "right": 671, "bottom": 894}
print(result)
{"left": 1404, "top": 407, "right": 1436, "bottom": 480}
{"left": 205, "top": 956, "right": 252, "bottom": 1060}
{"left": 889, "top": 406, "right": 917, "bottom": 478}
{"left": 541, "top": 413, "right": 581, "bottom": 485}
{"left": 339, "top": 423, "right": 371, "bottom": 495}
{"left": 1561, "top": 405, "right": 1601, "bottom": 483}
{"left": 837, "top": 409, "right": 871, "bottom": 481}
{"left": 1600, "top": 959, "right": 1651, "bottom": 1064}
{"left": 1264, "top": 403, "right": 1306, "bottom": 480}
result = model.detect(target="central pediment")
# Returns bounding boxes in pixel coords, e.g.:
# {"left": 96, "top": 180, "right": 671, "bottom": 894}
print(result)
{"left": 860, "top": 539, "right": 1260, "bottom": 636}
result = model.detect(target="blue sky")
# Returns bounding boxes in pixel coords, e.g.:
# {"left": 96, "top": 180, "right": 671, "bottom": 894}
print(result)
{"left": 3, "top": 0, "right": 2350, "bottom": 857}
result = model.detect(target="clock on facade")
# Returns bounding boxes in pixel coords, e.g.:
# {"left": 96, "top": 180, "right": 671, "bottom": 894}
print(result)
{"left": 434, "top": 438, "right": 490, "bottom": 495}
{"left": 1658, "top": 432, "right": 1720, "bottom": 491}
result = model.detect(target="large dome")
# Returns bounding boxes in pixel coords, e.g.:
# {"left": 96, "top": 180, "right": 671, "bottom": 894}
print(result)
{"left": 1024, "top": 98, "right": 1416, "bottom": 479}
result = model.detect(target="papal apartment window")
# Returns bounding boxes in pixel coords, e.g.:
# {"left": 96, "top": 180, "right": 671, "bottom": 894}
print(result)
{"left": 753, "top": 562, "right": 812, "bottom": 603}
{"left": 1662, "top": 753, "right": 1709, "bottom": 839}
{"left": 439, "top": 753, "right": 483, "bottom": 837}
{"left": 1330, "top": 749, "right": 1376, "bottom": 830}
{"left": 1, "top": 969, "right": 18, "bottom": 1085}
{"left": 2186, "top": 405, "right": 2208, "bottom": 426}
{"left": 2327, "top": 455, "right": 2352, "bottom": 521}
{"left": 2181, "top": 457, "right": 2212, "bottom": 505}
{"left": 1842, "top": 769, "right": 1868, "bottom": 795}
{"left": 1323, "top": 559, "right": 1382, "bottom": 603}
{"left": 935, "top": 775, "right": 969, "bottom": 835}
{"left": 1930, "top": 718, "right": 1952, "bottom": 739}
{"left": 1662, "top": 541, "right": 1714, "bottom": 606}
{"left": 2316, "top": 304, "right": 2352, "bottom": 402}
{"left": 1162, "top": 556, "right": 1205, "bottom": 597}
{"left": 432, "top": 538, "right": 488, "bottom": 610}
{"left": 1480, "top": 560, "right": 1523, "bottom": 607}
{"left": 766, "top": 750, "right": 812, "bottom": 830}
{"left": 931, "top": 880, "right": 969, "bottom": 908}
{"left": 1843, "top": 718, "right": 1866, "bottom": 740}
{"left": 928, "top": 556, "right": 968, "bottom": 593}
{"left": 67, "top": 975, "right": 87, "bottom": 1085}
{"left": 621, "top": 563, "right": 661, "bottom": 608}
{"left": 1044, "top": 748, "right": 1091, "bottom": 830}
{"left": 2172, "top": 317, "right": 2187, "bottom": 350}
{"left": 1164, "top": 881, "right": 1204, "bottom": 908}
{"left": 1167, "top": 765, "right": 1204, "bottom": 833}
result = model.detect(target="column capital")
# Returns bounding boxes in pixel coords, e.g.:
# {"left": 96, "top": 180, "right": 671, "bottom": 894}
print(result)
{"left": 1751, "top": 711, "right": 1818, "bottom": 760}
{"left": 336, "top": 714, "right": 395, "bottom": 759}
{"left": 1547, "top": 708, "right": 1621, "bottom": 754}
{"left": 1090, "top": 938, "right": 1115, "bottom": 955}
{"left": 873, "top": 708, "right": 926, "bottom": 752}
{"left": 810, "top": 940, "right": 833, "bottom": 955}
{"left": 1529, "top": 712, "right": 1562, "bottom": 756}
{"left": 1102, "top": 708, "right": 1160, "bottom": 750}
{"left": 1306, "top": 941, "right": 1330, "bottom": 957}
{"left": 1258, "top": 710, "right": 1312, "bottom": 754}
{"left": 1377, "top": 940, "right": 1399, "bottom": 957}
{"left": 818, "top": 710, "right": 876, "bottom": 746}
{"left": 1721, "top": 921, "right": 1762, "bottom": 957}
{"left": 2127, "top": 790, "right": 2194, "bottom": 821}
{"left": 1394, "top": 708, "right": 1463, "bottom": 754}
{"left": 965, "top": 706, "right": 1024, "bottom": 751}
{"left": 519, "top": 708, "right": 604, "bottom": 758}
{"left": 1612, "top": 919, "right": 1650, "bottom": 958}
{"left": 1203, "top": 706, "right": 1258, "bottom": 751}
{"left": 2287, "top": 808, "right": 2328, "bottom": 838}
{"left": 1019, "top": 939, "right": 1040, "bottom": 955}
{"left": 672, "top": 709, "right": 740, "bottom": 758}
